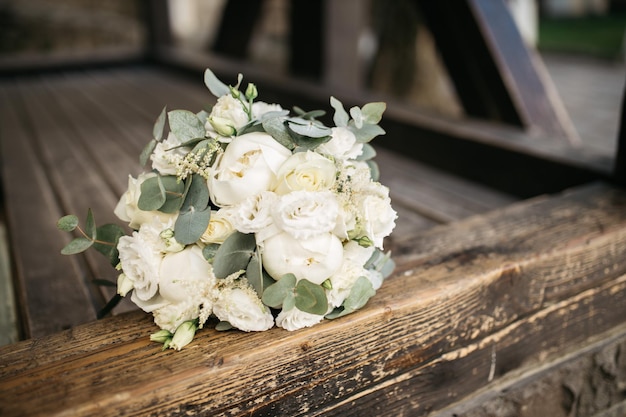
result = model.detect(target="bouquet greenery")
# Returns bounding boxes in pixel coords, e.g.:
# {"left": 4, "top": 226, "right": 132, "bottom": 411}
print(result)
{"left": 58, "top": 69, "right": 396, "bottom": 350}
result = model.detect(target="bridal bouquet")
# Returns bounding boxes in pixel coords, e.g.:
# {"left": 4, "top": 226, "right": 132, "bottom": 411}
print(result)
{"left": 58, "top": 69, "right": 396, "bottom": 350}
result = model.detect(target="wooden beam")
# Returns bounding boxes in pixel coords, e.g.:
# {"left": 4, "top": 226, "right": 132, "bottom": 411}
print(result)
{"left": 2, "top": 182, "right": 626, "bottom": 416}
{"left": 417, "top": 0, "right": 579, "bottom": 144}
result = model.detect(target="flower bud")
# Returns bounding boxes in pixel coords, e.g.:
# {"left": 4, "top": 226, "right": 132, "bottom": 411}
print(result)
{"left": 150, "top": 329, "right": 173, "bottom": 343}
{"left": 160, "top": 228, "right": 184, "bottom": 252}
{"left": 169, "top": 320, "right": 198, "bottom": 350}
{"left": 209, "top": 116, "right": 237, "bottom": 137}
{"left": 117, "top": 273, "right": 134, "bottom": 297}
{"left": 245, "top": 83, "right": 258, "bottom": 101}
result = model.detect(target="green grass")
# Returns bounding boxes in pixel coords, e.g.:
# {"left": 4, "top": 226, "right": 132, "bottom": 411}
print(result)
{"left": 538, "top": 13, "right": 626, "bottom": 60}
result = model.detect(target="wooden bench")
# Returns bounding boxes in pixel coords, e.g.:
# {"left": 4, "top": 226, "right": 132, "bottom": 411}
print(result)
{"left": 2, "top": 1, "right": 626, "bottom": 415}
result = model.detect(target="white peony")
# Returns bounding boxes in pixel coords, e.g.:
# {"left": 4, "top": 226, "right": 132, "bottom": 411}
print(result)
{"left": 208, "top": 132, "right": 291, "bottom": 207}
{"left": 316, "top": 127, "right": 363, "bottom": 160}
{"left": 261, "top": 232, "right": 343, "bottom": 285}
{"left": 213, "top": 287, "right": 274, "bottom": 331}
{"left": 275, "top": 307, "right": 325, "bottom": 331}
{"left": 272, "top": 190, "right": 339, "bottom": 239}
{"left": 272, "top": 151, "right": 336, "bottom": 195}
{"left": 158, "top": 245, "right": 216, "bottom": 304}
{"left": 114, "top": 172, "right": 176, "bottom": 230}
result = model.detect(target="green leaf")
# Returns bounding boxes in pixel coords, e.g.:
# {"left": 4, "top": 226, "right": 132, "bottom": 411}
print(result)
{"left": 349, "top": 123, "right": 386, "bottom": 143}
{"left": 262, "top": 117, "right": 295, "bottom": 150}
{"left": 61, "top": 237, "right": 93, "bottom": 255}
{"left": 85, "top": 209, "right": 97, "bottom": 240}
{"left": 246, "top": 252, "right": 275, "bottom": 298}
{"left": 202, "top": 243, "right": 220, "bottom": 263}
{"left": 180, "top": 174, "right": 210, "bottom": 213}
{"left": 153, "top": 106, "right": 167, "bottom": 141}
{"left": 138, "top": 175, "right": 166, "bottom": 211}
{"left": 261, "top": 273, "right": 296, "bottom": 308}
{"left": 57, "top": 215, "right": 78, "bottom": 232}
{"left": 139, "top": 138, "right": 157, "bottom": 167}
{"left": 294, "top": 279, "right": 328, "bottom": 315}
{"left": 356, "top": 143, "right": 377, "bottom": 161}
{"left": 361, "top": 102, "right": 386, "bottom": 124}
{"left": 366, "top": 160, "right": 380, "bottom": 182}
{"left": 326, "top": 277, "right": 375, "bottom": 319}
{"left": 349, "top": 106, "right": 364, "bottom": 129}
{"left": 159, "top": 176, "right": 187, "bottom": 214}
{"left": 93, "top": 223, "right": 126, "bottom": 266}
{"left": 215, "top": 321, "right": 233, "bottom": 331}
{"left": 174, "top": 206, "right": 211, "bottom": 245}
{"left": 330, "top": 96, "right": 349, "bottom": 127}
{"left": 168, "top": 110, "right": 205, "bottom": 143}
{"left": 204, "top": 68, "right": 230, "bottom": 97}
{"left": 212, "top": 231, "right": 256, "bottom": 278}
{"left": 287, "top": 118, "right": 332, "bottom": 138}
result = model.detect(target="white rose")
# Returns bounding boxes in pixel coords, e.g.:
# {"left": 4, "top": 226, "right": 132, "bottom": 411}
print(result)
{"left": 213, "top": 287, "right": 274, "bottom": 331}
{"left": 261, "top": 232, "right": 343, "bottom": 285}
{"left": 275, "top": 307, "right": 324, "bottom": 331}
{"left": 151, "top": 131, "right": 190, "bottom": 175}
{"left": 316, "top": 127, "right": 363, "bottom": 160}
{"left": 251, "top": 101, "right": 283, "bottom": 119}
{"left": 200, "top": 209, "right": 236, "bottom": 244}
{"left": 208, "top": 94, "right": 249, "bottom": 136}
{"left": 117, "top": 232, "right": 163, "bottom": 307}
{"left": 272, "top": 151, "right": 336, "bottom": 195}
{"left": 356, "top": 185, "right": 397, "bottom": 249}
{"left": 272, "top": 190, "right": 339, "bottom": 239}
{"left": 114, "top": 172, "right": 176, "bottom": 229}
{"left": 208, "top": 132, "right": 291, "bottom": 207}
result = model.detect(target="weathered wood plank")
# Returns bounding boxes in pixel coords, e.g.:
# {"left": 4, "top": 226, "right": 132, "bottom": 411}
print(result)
{"left": 0, "top": 85, "right": 97, "bottom": 337}
{"left": 1, "top": 182, "right": 625, "bottom": 417}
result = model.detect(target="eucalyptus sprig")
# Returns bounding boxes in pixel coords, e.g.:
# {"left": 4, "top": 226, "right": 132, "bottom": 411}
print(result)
{"left": 57, "top": 209, "right": 125, "bottom": 267}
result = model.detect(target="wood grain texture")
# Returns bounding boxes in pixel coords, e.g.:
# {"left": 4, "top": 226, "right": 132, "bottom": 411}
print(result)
{"left": 1, "top": 182, "right": 625, "bottom": 417}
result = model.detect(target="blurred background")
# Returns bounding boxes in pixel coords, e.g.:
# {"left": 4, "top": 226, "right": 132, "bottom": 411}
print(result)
{"left": 0, "top": 0, "right": 624, "bottom": 156}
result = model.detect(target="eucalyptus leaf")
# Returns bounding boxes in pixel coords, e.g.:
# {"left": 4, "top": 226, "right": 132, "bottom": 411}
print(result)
{"left": 61, "top": 237, "right": 93, "bottom": 255}
{"left": 367, "top": 159, "right": 380, "bottom": 182}
{"left": 215, "top": 321, "right": 234, "bottom": 331}
{"left": 139, "top": 139, "right": 157, "bottom": 167}
{"left": 204, "top": 68, "right": 230, "bottom": 97}
{"left": 361, "top": 102, "right": 386, "bottom": 124}
{"left": 326, "top": 277, "right": 375, "bottom": 319}
{"left": 158, "top": 175, "right": 187, "bottom": 214}
{"left": 57, "top": 215, "right": 78, "bottom": 232}
{"left": 153, "top": 106, "right": 167, "bottom": 141}
{"left": 212, "top": 232, "right": 256, "bottom": 278}
{"left": 262, "top": 117, "right": 294, "bottom": 149}
{"left": 246, "top": 252, "right": 274, "bottom": 298}
{"left": 330, "top": 96, "right": 349, "bottom": 127}
{"left": 349, "top": 106, "right": 364, "bottom": 129}
{"left": 85, "top": 209, "right": 97, "bottom": 240}
{"left": 168, "top": 110, "right": 205, "bottom": 143}
{"left": 138, "top": 175, "right": 166, "bottom": 211}
{"left": 202, "top": 243, "right": 220, "bottom": 263}
{"left": 174, "top": 206, "right": 211, "bottom": 245}
{"left": 349, "top": 123, "right": 386, "bottom": 143}
{"left": 93, "top": 223, "right": 126, "bottom": 266}
{"left": 294, "top": 279, "right": 328, "bottom": 315}
{"left": 180, "top": 174, "right": 210, "bottom": 213}
{"left": 261, "top": 273, "right": 296, "bottom": 308}
{"left": 287, "top": 118, "right": 332, "bottom": 138}
{"left": 356, "top": 143, "right": 377, "bottom": 161}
